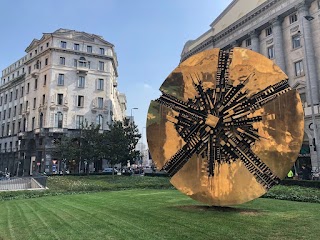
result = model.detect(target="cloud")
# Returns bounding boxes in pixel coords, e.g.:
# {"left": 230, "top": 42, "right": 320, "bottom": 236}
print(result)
{"left": 143, "top": 83, "right": 152, "bottom": 89}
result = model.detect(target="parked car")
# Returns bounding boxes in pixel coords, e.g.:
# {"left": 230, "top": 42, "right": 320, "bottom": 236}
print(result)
{"left": 102, "top": 168, "right": 118, "bottom": 173}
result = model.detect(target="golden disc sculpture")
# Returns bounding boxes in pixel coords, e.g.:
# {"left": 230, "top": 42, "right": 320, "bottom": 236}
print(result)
{"left": 146, "top": 47, "right": 304, "bottom": 206}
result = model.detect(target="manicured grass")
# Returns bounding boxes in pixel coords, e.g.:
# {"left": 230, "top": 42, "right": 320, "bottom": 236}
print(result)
{"left": 0, "top": 189, "right": 319, "bottom": 240}
{"left": 0, "top": 175, "right": 319, "bottom": 204}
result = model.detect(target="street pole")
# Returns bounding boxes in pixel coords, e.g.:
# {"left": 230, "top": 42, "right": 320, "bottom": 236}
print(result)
{"left": 130, "top": 107, "right": 138, "bottom": 172}
{"left": 130, "top": 107, "right": 138, "bottom": 126}
{"left": 301, "top": 15, "right": 320, "bottom": 172}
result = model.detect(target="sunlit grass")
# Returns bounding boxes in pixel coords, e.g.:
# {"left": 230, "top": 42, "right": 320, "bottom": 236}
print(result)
{"left": 0, "top": 189, "right": 319, "bottom": 240}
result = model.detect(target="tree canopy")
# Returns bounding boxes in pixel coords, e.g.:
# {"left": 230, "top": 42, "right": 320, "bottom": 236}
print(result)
{"left": 54, "top": 119, "right": 141, "bottom": 173}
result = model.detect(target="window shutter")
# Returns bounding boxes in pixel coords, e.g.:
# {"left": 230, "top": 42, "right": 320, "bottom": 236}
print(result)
{"left": 50, "top": 113, "right": 54, "bottom": 127}
{"left": 63, "top": 112, "right": 67, "bottom": 128}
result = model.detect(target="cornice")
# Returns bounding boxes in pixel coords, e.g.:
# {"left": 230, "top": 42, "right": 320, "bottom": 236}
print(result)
{"left": 182, "top": 0, "right": 288, "bottom": 62}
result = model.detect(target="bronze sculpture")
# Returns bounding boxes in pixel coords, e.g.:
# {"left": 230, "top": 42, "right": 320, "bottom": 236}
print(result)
{"left": 147, "top": 48, "right": 304, "bottom": 206}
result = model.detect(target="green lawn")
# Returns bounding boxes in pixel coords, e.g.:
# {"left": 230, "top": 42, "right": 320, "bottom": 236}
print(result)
{"left": 0, "top": 189, "right": 319, "bottom": 240}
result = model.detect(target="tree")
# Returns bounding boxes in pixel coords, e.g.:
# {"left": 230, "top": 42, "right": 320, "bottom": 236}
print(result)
{"left": 80, "top": 123, "right": 103, "bottom": 174}
{"left": 53, "top": 135, "right": 79, "bottom": 174}
{"left": 103, "top": 120, "right": 141, "bottom": 174}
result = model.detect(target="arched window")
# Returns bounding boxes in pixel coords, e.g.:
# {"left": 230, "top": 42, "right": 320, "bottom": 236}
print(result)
{"left": 96, "top": 114, "right": 103, "bottom": 129}
{"left": 55, "top": 112, "right": 63, "bottom": 128}
{"left": 39, "top": 112, "right": 44, "bottom": 128}
{"left": 79, "top": 57, "right": 87, "bottom": 67}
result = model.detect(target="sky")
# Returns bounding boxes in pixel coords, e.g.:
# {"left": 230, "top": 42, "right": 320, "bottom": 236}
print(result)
{"left": 0, "top": 0, "right": 232, "bottom": 146}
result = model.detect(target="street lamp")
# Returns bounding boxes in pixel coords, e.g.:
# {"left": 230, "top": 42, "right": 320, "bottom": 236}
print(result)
{"left": 301, "top": 15, "right": 320, "bottom": 172}
{"left": 130, "top": 107, "right": 138, "bottom": 125}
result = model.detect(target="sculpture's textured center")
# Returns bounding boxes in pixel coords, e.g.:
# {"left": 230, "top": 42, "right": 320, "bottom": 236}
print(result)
{"left": 205, "top": 114, "right": 219, "bottom": 128}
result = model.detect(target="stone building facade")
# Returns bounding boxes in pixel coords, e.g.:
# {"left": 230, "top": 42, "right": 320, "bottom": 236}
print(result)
{"left": 181, "top": 0, "right": 320, "bottom": 172}
{"left": 0, "top": 29, "right": 126, "bottom": 175}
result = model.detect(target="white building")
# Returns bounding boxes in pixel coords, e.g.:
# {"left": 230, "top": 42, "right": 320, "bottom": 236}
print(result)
{"left": 0, "top": 29, "right": 126, "bottom": 175}
{"left": 180, "top": 0, "right": 320, "bottom": 173}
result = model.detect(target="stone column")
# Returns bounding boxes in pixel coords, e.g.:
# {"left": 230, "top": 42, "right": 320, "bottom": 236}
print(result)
{"left": 297, "top": 3, "right": 319, "bottom": 104}
{"left": 250, "top": 30, "right": 260, "bottom": 53}
{"left": 271, "top": 17, "right": 286, "bottom": 73}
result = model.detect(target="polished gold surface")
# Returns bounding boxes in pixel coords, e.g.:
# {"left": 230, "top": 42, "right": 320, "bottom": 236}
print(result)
{"left": 147, "top": 48, "right": 304, "bottom": 206}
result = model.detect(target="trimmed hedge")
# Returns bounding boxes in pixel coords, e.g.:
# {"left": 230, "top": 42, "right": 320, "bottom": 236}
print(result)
{"left": 280, "top": 179, "right": 320, "bottom": 188}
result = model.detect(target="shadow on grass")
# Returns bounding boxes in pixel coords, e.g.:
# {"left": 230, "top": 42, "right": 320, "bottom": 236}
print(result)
{"left": 172, "top": 205, "right": 265, "bottom": 215}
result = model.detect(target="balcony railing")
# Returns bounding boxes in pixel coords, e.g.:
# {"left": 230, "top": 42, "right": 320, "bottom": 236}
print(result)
{"left": 304, "top": 105, "right": 320, "bottom": 116}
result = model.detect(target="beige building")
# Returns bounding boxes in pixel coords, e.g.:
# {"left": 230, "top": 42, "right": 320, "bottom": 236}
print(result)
{"left": 0, "top": 29, "right": 126, "bottom": 175}
{"left": 181, "top": 0, "right": 320, "bottom": 173}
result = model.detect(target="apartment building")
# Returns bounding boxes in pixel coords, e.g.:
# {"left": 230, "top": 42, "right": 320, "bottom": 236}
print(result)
{"left": 0, "top": 29, "right": 126, "bottom": 175}
{"left": 180, "top": 0, "right": 320, "bottom": 172}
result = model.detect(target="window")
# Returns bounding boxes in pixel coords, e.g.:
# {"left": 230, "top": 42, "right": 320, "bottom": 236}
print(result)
{"left": 87, "top": 46, "right": 92, "bottom": 53}
{"left": 21, "top": 86, "right": 24, "bottom": 97}
{"left": 245, "top": 38, "right": 251, "bottom": 47}
{"left": 61, "top": 41, "right": 67, "bottom": 48}
{"left": 22, "top": 67, "right": 24, "bottom": 73}
{"left": 9, "top": 92, "right": 12, "bottom": 102}
{"left": 25, "top": 101, "right": 29, "bottom": 111}
{"left": 76, "top": 115, "right": 84, "bottom": 129}
{"left": 19, "top": 103, "right": 22, "bottom": 115}
{"left": 42, "top": 94, "right": 46, "bottom": 105}
{"left": 266, "top": 27, "right": 272, "bottom": 36}
{"left": 0, "top": 96, "right": 2, "bottom": 106}
{"left": 58, "top": 74, "right": 64, "bottom": 85}
{"left": 46, "top": 42, "right": 49, "bottom": 47}
{"left": 289, "top": 13, "right": 298, "bottom": 24}
{"left": 74, "top": 59, "right": 77, "bottom": 67}
{"left": 28, "top": 66, "right": 31, "bottom": 74}
{"left": 44, "top": 75, "right": 47, "bottom": 86}
{"left": 78, "top": 76, "right": 85, "bottom": 88}
{"left": 74, "top": 43, "right": 80, "bottom": 50}
{"left": 39, "top": 113, "right": 44, "bottom": 128}
{"left": 294, "top": 60, "right": 304, "bottom": 77}
{"left": 34, "top": 78, "right": 38, "bottom": 89}
{"left": 15, "top": 89, "right": 18, "bottom": 99}
{"left": 77, "top": 95, "right": 84, "bottom": 107}
{"left": 55, "top": 112, "right": 63, "bottom": 128}
{"left": 18, "top": 121, "right": 21, "bottom": 133}
{"left": 4, "top": 94, "right": 7, "bottom": 104}
{"left": 12, "top": 121, "right": 15, "bottom": 134}
{"left": 33, "top": 98, "right": 36, "bottom": 109}
{"left": 57, "top": 94, "right": 63, "bottom": 105}
{"left": 60, "top": 57, "right": 65, "bottom": 65}
{"left": 27, "top": 83, "right": 30, "bottom": 93}
{"left": 40, "top": 46, "right": 43, "bottom": 51}
{"left": 45, "top": 58, "right": 48, "bottom": 65}
{"left": 267, "top": 46, "right": 275, "bottom": 59}
{"left": 8, "top": 108, "right": 11, "bottom": 118}
{"left": 96, "top": 115, "right": 103, "bottom": 129}
{"left": 13, "top": 106, "right": 16, "bottom": 117}
{"left": 97, "top": 79, "right": 104, "bottom": 90}
{"left": 32, "top": 117, "right": 35, "bottom": 130}
{"left": 3, "top": 110, "right": 5, "bottom": 120}
{"left": 98, "top": 61, "right": 104, "bottom": 71}
{"left": 97, "top": 97, "right": 104, "bottom": 108}
{"left": 100, "top": 48, "right": 105, "bottom": 55}
{"left": 79, "top": 57, "right": 87, "bottom": 67}
{"left": 292, "top": 35, "right": 301, "bottom": 49}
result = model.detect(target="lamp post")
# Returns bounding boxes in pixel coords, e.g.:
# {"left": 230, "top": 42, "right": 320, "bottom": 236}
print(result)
{"left": 130, "top": 107, "right": 138, "bottom": 125}
{"left": 301, "top": 15, "right": 320, "bottom": 172}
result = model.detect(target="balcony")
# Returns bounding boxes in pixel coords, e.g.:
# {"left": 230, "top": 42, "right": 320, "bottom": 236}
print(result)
{"left": 34, "top": 128, "right": 46, "bottom": 136}
{"left": 48, "top": 128, "right": 67, "bottom": 133}
{"left": 18, "top": 132, "right": 27, "bottom": 139}
{"left": 304, "top": 105, "right": 320, "bottom": 116}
